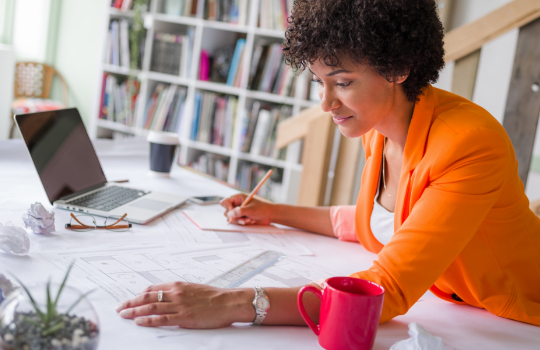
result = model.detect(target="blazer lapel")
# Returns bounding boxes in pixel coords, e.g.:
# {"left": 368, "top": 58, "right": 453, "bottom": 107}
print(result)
{"left": 394, "top": 85, "right": 436, "bottom": 230}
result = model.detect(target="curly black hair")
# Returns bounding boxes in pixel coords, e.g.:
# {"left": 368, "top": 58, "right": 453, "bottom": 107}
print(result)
{"left": 283, "top": 0, "right": 445, "bottom": 102}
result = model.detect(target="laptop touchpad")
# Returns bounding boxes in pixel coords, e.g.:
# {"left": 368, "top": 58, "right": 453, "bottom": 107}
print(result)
{"left": 128, "top": 199, "right": 171, "bottom": 211}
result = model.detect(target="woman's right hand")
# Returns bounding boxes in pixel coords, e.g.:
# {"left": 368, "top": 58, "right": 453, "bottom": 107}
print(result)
{"left": 220, "top": 193, "right": 275, "bottom": 225}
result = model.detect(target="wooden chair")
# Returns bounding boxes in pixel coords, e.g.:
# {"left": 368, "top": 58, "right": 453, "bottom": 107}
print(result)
{"left": 276, "top": 0, "right": 540, "bottom": 207}
{"left": 9, "top": 62, "right": 69, "bottom": 138}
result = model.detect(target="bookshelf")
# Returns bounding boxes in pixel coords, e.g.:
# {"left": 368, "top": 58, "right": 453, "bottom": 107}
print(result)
{"left": 92, "top": 0, "right": 318, "bottom": 204}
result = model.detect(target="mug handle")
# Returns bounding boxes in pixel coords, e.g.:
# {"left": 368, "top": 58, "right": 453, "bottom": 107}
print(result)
{"left": 297, "top": 285, "right": 323, "bottom": 336}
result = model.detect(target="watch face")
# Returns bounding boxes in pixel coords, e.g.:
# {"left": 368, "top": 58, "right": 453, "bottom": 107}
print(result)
{"left": 256, "top": 296, "right": 270, "bottom": 310}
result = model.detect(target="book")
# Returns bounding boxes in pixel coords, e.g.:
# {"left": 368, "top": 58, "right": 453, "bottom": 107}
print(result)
{"left": 249, "top": 44, "right": 269, "bottom": 90}
{"left": 164, "top": 0, "right": 184, "bottom": 15}
{"left": 121, "top": 0, "right": 133, "bottom": 10}
{"left": 119, "top": 20, "right": 130, "bottom": 69}
{"left": 241, "top": 101, "right": 261, "bottom": 153}
{"left": 191, "top": 92, "right": 202, "bottom": 140}
{"left": 199, "top": 50, "right": 210, "bottom": 81}
{"left": 227, "top": 38, "right": 246, "bottom": 86}
{"left": 110, "top": 21, "right": 120, "bottom": 66}
{"left": 168, "top": 88, "right": 187, "bottom": 133}
{"left": 152, "top": 84, "right": 178, "bottom": 131}
{"left": 250, "top": 109, "right": 272, "bottom": 155}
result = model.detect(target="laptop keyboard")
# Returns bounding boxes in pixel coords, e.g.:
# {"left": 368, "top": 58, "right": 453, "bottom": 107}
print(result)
{"left": 67, "top": 186, "right": 150, "bottom": 212}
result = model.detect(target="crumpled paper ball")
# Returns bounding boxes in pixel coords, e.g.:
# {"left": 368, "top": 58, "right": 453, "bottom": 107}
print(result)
{"left": 0, "top": 222, "right": 30, "bottom": 255}
{"left": 22, "top": 202, "right": 55, "bottom": 234}
{"left": 390, "top": 322, "right": 444, "bottom": 350}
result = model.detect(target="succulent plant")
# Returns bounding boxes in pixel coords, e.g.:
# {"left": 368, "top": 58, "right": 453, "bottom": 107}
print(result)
{"left": 13, "top": 265, "right": 93, "bottom": 337}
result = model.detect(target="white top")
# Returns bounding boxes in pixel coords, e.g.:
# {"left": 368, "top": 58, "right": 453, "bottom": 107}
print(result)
{"left": 370, "top": 169, "right": 395, "bottom": 245}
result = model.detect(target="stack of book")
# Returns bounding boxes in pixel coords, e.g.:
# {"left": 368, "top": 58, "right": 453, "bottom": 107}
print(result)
{"left": 142, "top": 84, "right": 188, "bottom": 132}
{"left": 151, "top": 29, "right": 194, "bottom": 77}
{"left": 99, "top": 73, "right": 140, "bottom": 126}
{"left": 191, "top": 91, "right": 238, "bottom": 147}
{"left": 105, "top": 19, "right": 145, "bottom": 69}
{"left": 247, "top": 42, "right": 295, "bottom": 96}
{"left": 204, "top": 0, "right": 249, "bottom": 25}
{"left": 236, "top": 163, "right": 282, "bottom": 201}
{"left": 163, "top": 0, "right": 199, "bottom": 17}
{"left": 189, "top": 154, "right": 230, "bottom": 182}
{"left": 240, "top": 102, "right": 292, "bottom": 158}
{"left": 258, "top": 0, "right": 294, "bottom": 31}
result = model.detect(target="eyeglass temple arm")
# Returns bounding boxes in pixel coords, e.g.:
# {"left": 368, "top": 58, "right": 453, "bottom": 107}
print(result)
{"left": 107, "top": 213, "right": 128, "bottom": 227}
{"left": 70, "top": 213, "right": 93, "bottom": 227}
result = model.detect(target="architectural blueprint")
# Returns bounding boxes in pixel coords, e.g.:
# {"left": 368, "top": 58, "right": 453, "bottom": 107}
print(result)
{"left": 40, "top": 244, "right": 339, "bottom": 304}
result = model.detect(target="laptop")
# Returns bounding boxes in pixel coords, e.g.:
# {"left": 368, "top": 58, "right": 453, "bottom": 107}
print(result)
{"left": 15, "top": 108, "right": 189, "bottom": 224}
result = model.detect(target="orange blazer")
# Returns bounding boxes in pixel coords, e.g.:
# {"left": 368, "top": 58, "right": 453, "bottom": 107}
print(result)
{"left": 350, "top": 85, "right": 540, "bottom": 325}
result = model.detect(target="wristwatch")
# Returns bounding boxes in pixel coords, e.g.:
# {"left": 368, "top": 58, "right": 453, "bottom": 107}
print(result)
{"left": 252, "top": 286, "right": 270, "bottom": 325}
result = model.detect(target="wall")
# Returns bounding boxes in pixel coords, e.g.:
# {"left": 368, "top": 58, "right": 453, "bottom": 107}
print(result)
{"left": 433, "top": 0, "right": 540, "bottom": 200}
{"left": 49, "top": 0, "right": 106, "bottom": 127}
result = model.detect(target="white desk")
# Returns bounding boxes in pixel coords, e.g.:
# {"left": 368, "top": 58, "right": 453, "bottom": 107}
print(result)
{"left": 1, "top": 138, "right": 539, "bottom": 350}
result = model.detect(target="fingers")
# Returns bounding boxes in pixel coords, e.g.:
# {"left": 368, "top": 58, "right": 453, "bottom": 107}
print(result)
{"left": 119, "top": 302, "right": 173, "bottom": 319}
{"left": 116, "top": 282, "right": 184, "bottom": 311}
{"left": 227, "top": 217, "right": 255, "bottom": 225}
{"left": 220, "top": 193, "right": 246, "bottom": 211}
{"left": 134, "top": 314, "right": 180, "bottom": 327}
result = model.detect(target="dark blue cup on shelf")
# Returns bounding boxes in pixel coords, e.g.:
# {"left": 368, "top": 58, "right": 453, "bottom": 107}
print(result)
{"left": 147, "top": 131, "right": 179, "bottom": 177}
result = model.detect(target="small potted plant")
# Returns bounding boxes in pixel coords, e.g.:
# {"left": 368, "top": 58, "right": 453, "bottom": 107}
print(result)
{"left": 0, "top": 265, "right": 99, "bottom": 350}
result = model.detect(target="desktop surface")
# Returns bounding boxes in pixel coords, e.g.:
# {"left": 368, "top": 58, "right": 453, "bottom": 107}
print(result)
{"left": 1, "top": 138, "right": 539, "bottom": 350}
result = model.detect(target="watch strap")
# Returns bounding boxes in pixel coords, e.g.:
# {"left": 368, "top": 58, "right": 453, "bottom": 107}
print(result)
{"left": 252, "top": 286, "right": 269, "bottom": 325}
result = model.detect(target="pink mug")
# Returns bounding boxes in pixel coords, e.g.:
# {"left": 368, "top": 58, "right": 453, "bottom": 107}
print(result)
{"left": 297, "top": 277, "right": 384, "bottom": 350}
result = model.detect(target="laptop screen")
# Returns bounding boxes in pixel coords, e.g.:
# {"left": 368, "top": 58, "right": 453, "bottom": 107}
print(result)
{"left": 16, "top": 108, "right": 107, "bottom": 203}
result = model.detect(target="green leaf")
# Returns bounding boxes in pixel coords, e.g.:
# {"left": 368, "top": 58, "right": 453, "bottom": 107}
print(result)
{"left": 45, "top": 279, "right": 53, "bottom": 327}
{"left": 54, "top": 263, "right": 74, "bottom": 308}
{"left": 22, "top": 316, "right": 42, "bottom": 328}
{"left": 64, "top": 289, "right": 96, "bottom": 316}
{"left": 12, "top": 276, "right": 45, "bottom": 323}
{"left": 41, "top": 321, "right": 65, "bottom": 337}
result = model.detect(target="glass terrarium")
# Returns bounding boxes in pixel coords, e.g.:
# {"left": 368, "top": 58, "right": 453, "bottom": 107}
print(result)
{"left": 0, "top": 282, "right": 99, "bottom": 350}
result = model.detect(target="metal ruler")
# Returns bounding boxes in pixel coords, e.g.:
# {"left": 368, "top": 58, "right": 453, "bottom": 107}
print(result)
{"left": 206, "top": 250, "right": 286, "bottom": 288}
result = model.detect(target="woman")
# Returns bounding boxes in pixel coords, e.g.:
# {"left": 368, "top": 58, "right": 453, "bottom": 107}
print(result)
{"left": 116, "top": 0, "right": 540, "bottom": 328}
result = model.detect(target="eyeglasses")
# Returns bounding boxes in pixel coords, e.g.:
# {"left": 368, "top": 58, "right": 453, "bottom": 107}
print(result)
{"left": 65, "top": 213, "right": 132, "bottom": 232}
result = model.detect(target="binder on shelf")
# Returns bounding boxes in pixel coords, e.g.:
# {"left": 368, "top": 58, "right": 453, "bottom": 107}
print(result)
{"left": 151, "top": 29, "right": 194, "bottom": 77}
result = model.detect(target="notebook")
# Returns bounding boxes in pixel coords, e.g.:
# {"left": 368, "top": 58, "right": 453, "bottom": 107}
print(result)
{"left": 183, "top": 210, "right": 284, "bottom": 233}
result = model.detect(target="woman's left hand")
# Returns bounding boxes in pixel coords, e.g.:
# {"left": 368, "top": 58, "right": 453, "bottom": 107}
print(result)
{"left": 115, "top": 282, "right": 255, "bottom": 328}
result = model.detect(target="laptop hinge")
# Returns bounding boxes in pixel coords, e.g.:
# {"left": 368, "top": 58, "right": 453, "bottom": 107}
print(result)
{"left": 57, "top": 182, "right": 108, "bottom": 202}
